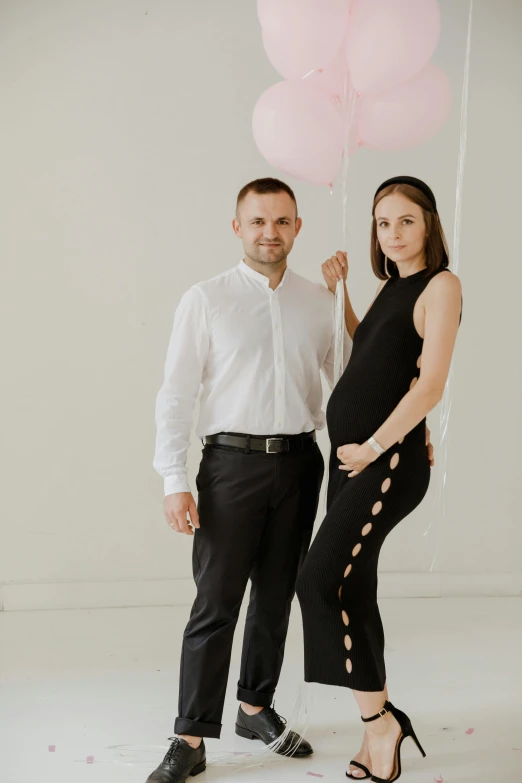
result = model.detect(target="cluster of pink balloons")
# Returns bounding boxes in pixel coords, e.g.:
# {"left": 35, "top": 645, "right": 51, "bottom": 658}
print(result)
{"left": 253, "top": 0, "right": 452, "bottom": 186}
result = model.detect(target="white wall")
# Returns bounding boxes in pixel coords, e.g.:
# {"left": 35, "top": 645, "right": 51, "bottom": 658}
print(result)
{"left": 1, "top": 0, "right": 521, "bottom": 610}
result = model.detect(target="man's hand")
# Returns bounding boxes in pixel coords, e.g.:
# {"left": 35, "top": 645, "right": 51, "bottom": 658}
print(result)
{"left": 164, "top": 492, "right": 200, "bottom": 536}
{"left": 322, "top": 251, "right": 348, "bottom": 294}
{"left": 426, "top": 424, "right": 435, "bottom": 467}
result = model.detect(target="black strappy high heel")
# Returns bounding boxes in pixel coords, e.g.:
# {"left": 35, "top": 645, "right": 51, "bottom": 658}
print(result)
{"left": 346, "top": 759, "right": 371, "bottom": 780}
{"left": 361, "top": 700, "right": 426, "bottom": 783}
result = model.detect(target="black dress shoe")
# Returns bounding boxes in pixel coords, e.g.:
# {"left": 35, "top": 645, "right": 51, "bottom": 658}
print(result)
{"left": 235, "top": 704, "right": 313, "bottom": 757}
{"left": 145, "top": 737, "right": 206, "bottom": 783}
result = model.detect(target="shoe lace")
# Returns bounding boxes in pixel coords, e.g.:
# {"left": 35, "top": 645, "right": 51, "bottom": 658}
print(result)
{"left": 266, "top": 703, "right": 288, "bottom": 734}
{"left": 164, "top": 738, "right": 183, "bottom": 766}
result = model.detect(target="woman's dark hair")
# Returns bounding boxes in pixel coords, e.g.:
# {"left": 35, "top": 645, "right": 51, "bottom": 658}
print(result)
{"left": 371, "top": 183, "right": 449, "bottom": 280}
{"left": 236, "top": 177, "right": 298, "bottom": 218}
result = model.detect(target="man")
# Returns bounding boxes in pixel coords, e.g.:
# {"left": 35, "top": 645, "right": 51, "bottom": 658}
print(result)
{"left": 146, "top": 177, "right": 351, "bottom": 783}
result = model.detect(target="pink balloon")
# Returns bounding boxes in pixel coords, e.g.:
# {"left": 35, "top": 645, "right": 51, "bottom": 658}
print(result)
{"left": 306, "top": 43, "right": 350, "bottom": 98}
{"left": 356, "top": 63, "right": 451, "bottom": 151}
{"left": 258, "top": 0, "right": 351, "bottom": 80}
{"left": 253, "top": 81, "right": 344, "bottom": 186}
{"left": 346, "top": 0, "right": 441, "bottom": 94}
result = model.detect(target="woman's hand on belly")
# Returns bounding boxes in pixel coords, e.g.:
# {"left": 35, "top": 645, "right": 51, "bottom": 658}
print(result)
{"left": 337, "top": 441, "right": 379, "bottom": 478}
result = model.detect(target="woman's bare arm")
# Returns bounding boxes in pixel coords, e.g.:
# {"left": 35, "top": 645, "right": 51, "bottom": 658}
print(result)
{"left": 341, "top": 283, "right": 360, "bottom": 339}
{"left": 322, "top": 251, "right": 388, "bottom": 340}
{"left": 337, "top": 271, "right": 462, "bottom": 476}
{"left": 371, "top": 272, "right": 462, "bottom": 450}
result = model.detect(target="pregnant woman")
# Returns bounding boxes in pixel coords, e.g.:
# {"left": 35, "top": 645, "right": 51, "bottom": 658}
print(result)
{"left": 296, "top": 176, "right": 462, "bottom": 782}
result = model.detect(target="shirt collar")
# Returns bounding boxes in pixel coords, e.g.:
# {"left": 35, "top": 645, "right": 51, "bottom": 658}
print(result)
{"left": 238, "top": 259, "right": 290, "bottom": 290}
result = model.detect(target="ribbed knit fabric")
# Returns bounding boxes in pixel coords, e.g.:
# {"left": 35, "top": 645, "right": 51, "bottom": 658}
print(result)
{"left": 296, "top": 267, "right": 453, "bottom": 692}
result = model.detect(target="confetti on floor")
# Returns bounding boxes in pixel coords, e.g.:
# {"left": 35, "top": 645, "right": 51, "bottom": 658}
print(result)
{"left": 465, "top": 727, "right": 475, "bottom": 735}
{"left": 86, "top": 755, "right": 95, "bottom": 764}
{"left": 434, "top": 776, "right": 443, "bottom": 783}
{"left": 48, "top": 745, "right": 56, "bottom": 752}
{"left": 306, "top": 774, "right": 324, "bottom": 779}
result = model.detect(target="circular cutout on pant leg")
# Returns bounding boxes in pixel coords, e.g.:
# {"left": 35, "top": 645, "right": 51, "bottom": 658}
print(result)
{"left": 381, "top": 477, "right": 391, "bottom": 493}
{"left": 344, "top": 634, "right": 352, "bottom": 651}
{"left": 338, "top": 585, "right": 342, "bottom": 600}
{"left": 346, "top": 658, "right": 353, "bottom": 673}
{"left": 372, "top": 501, "right": 383, "bottom": 515}
{"left": 352, "top": 543, "right": 362, "bottom": 557}
{"left": 362, "top": 522, "right": 372, "bottom": 536}
{"left": 410, "top": 376, "right": 418, "bottom": 390}
{"left": 342, "top": 611, "right": 349, "bottom": 626}
{"left": 417, "top": 355, "right": 422, "bottom": 368}
{"left": 390, "top": 453, "right": 400, "bottom": 470}
{"left": 344, "top": 564, "right": 352, "bottom": 578}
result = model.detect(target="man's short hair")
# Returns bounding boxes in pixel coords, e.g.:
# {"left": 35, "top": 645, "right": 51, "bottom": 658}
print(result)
{"left": 236, "top": 177, "right": 298, "bottom": 218}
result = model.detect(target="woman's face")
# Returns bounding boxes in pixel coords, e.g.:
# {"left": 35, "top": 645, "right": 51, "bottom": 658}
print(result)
{"left": 375, "top": 193, "right": 427, "bottom": 266}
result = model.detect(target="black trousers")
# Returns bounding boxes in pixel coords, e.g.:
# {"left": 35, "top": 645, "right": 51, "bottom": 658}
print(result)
{"left": 174, "top": 438, "right": 324, "bottom": 739}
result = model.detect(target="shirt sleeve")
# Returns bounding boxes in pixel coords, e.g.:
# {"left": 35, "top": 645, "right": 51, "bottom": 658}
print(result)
{"left": 153, "top": 286, "right": 210, "bottom": 495}
{"left": 322, "top": 296, "right": 352, "bottom": 391}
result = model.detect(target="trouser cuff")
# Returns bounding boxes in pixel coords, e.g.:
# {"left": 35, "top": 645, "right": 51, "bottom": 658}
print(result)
{"left": 236, "top": 685, "right": 275, "bottom": 707}
{"left": 174, "top": 717, "right": 222, "bottom": 739}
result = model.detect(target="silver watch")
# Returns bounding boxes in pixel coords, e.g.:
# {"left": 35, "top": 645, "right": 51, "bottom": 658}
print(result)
{"left": 367, "top": 436, "right": 385, "bottom": 456}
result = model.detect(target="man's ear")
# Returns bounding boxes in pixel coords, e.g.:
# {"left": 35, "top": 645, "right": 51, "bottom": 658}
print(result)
{"left": 232, "top": 217, "right": 241, "bottom": 237}
{"left": 295, "top": 216, "right": 303, "bottom": 237}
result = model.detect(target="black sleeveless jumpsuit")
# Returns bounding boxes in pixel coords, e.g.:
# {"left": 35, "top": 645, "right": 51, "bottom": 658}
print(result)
{"left": 296, "top": 268, "right": 454, "bottom": 692}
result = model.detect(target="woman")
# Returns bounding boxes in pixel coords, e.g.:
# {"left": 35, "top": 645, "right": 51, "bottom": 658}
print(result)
{"left": 295, "top": 176, "right": 462, "bottom": 782}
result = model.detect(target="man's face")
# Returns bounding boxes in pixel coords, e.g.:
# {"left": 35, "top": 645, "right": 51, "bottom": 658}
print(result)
{"left": 233, "top": 191, "right": 302, "bottom": 266}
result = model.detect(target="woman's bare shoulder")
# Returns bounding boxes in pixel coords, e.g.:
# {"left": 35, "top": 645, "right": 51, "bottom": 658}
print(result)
{"left": 427, "top": 269, "right": 462, "bottom": 297}
{"left": 424, "top": 271, "right": 462, "bottom": 322}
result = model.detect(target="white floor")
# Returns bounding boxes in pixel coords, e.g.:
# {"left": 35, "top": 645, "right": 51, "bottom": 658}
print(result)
{"left": 1, "top": 598, "right": 521, "bottom": 783}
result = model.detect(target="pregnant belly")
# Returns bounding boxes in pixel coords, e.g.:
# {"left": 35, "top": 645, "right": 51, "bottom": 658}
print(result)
{"left": 326, "top": 380, "right": 402, "bottom": 448}
{"left": 326, "top": 344, "right": 424, "bottom": 448}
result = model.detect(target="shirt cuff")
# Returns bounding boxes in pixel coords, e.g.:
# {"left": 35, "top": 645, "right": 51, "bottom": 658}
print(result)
{"left": 164, "top": 475, "right": 191, "bottom": 496}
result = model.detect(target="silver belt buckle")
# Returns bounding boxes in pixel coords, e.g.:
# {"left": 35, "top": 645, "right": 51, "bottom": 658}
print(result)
{"left": 266, "top": 437, "right": 284, "bottom": 454}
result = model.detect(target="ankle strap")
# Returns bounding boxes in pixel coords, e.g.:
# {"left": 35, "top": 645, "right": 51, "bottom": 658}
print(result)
{"left": 361, "top": 700, "right": 391, "bottom": 723}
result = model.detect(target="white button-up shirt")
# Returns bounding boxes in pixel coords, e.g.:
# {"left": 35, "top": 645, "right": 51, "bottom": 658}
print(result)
{"left": 153, "top": 260, "right": 351, "bottom": 495}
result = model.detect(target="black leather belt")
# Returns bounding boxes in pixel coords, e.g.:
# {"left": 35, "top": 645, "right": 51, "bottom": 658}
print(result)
{"left": 203, "top": 431, "right": 316, "bottom": 454}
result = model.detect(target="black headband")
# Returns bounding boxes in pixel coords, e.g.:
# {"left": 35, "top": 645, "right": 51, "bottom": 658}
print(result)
{"left": 374, "top": 176, "right": 437, "bottom": 210}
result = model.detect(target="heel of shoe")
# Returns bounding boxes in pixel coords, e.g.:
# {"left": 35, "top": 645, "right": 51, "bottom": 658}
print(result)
{"left": 235, "top": 723, "right": 257, "bottom": 740}
{"left": 408, "top": 729, "right": 427, "bottom": 758}
{"left": 388, "top": 704, "right": 426, "bottom": 760}
{"left": 190, "top": 760, "right": 207, "bottom": 776}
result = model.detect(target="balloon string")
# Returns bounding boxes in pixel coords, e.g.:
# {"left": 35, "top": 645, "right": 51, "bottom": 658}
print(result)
{"left": 425, "top": 0, "right": 473, "bottom": 570}
{"left": 452, "top": 0, "right": 473, "bottom": 278}
{"left": 334, "top": 73, "right": 358, "bottom": 384}
{"left": 321, "top": 67, "right": 357, "bottom": 523}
